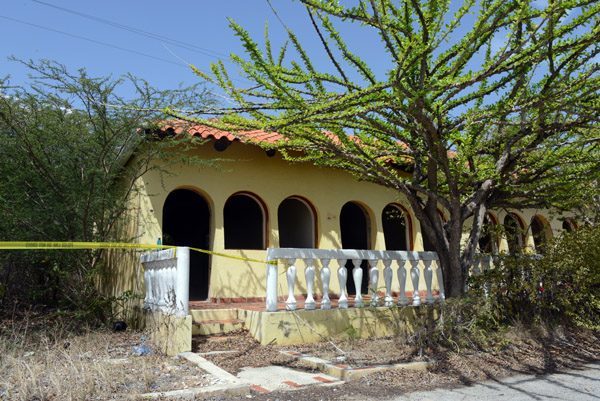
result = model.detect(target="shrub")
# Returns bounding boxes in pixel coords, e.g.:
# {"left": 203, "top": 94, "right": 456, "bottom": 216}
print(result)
{"left": 471, "top": 226, "right": 600, "bottom": 330}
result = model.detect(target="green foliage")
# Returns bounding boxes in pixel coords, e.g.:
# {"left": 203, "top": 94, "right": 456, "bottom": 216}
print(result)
{"left": 471, "top": 226, "right": 600, "bottom": 330}
{"left": 0, "top": 59, "right": 216, "bottom": 322}
{"left": 178, "top": 0, "right": 600, "bottom": 297}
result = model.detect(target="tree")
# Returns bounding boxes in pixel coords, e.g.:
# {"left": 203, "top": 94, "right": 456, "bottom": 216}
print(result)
{"left": 174, "top": 0, "right": 600, "bottom": 297}
{"left": 0, "top": 59, "right": 215, "bottom": 317}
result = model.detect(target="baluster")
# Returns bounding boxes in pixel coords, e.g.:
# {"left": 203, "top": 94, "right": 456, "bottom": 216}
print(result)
{"left": 369, "top": 259, "right": 380, "bottom": 307}
{"left": 352, "top": 259, "right": 364, "bottom": 307}
{"left": 472, "top": 259, "right": 482, "bottom": 276}
{"left": 158, "top": 263, "right": 167, "bottom": 311}
{"left": 168, "top": 263, "right": 178, "bottom": 311}
{"left": 266, "top": 257, "right": 279, "bottom": 312}
{"left": 163, "top": 263, "right": 172, "bottom": 312}
{"left": 397, "top": 260, "right": 408, "bottom": 306}
{"left": 424, "top": 259, "right": 434, "bottom": 304}
{"left": 410, "top": 259, "right": 421, "bottom": 306}
{"left": 435, "top": 259, "right": 445, "bottom": 302}
{"left": 481, "top": 257, "right": 491, "bottom": 300}
{"left": 383, "top": 260, "right": 393, "bottom": 307}
{"left": 321, "top": 259, "right": 331, "bottom": 310}
{"left": 143, "top": 265, "right": 151, "bottom": 309}
{"left": 304, "top": 258, "right": 316, "bottom": 310}
{"left": 337, "top": 259, "right": 348, "bottom": 309}
{"left": 285, "top": 258, "right": 297, "bottom": 311}
{"left": 152, "top": 266, "right": 160, "bottom": 309}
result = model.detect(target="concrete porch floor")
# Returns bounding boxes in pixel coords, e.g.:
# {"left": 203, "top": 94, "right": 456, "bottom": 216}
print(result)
{"left": 190, "top": 297, "right": 353, "bottom": 312}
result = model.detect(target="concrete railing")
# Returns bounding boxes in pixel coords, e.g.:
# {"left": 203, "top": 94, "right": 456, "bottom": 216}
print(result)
{"left": 266, "top": 248, "right": 444, "bottom": 312}
{"left": 140, "top": 247, "right": 190, "bottom": 317}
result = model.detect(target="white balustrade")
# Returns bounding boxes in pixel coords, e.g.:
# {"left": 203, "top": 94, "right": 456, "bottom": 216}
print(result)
{"left": 471, "top": 255, "right": 496, "bottom": 299}
{"left": 352, "top": 259, "right": 364, "bottom": 307}
{"left": 410, "top": 259, "right": 421, "bottom": 306}
{"left": 141, "top": 247, "right": 190, "bottom": 317}
{"left": 321, "top": 259, "right": 331, "bottom": 310}
{"left": 285, "top": 258, "right": 297, "bottom": 311}
{"left": 397, "top": 260, "right": 408, "bottom": 306}
{"left": 304, "top": 258, "right": 316, "bottom": 310}
{"left": 369, "top": 259, "right": 380, "bottom": 306}
{"left": 383, "top": 259, "right": 394, "bottom": 307}
{"left": 337, "top": 259, "right": 348, "bottom": 309}
{"left": 266, "top": 248, "right": 443, "bottom": 312}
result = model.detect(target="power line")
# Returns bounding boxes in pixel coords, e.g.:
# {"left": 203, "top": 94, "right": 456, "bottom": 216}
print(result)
{"left": 0, "top": 14, "right": 250, "bottom": 85}
{"left": 32, "top": 0, "right": 230, "bottom": 60}
{"left": 1, "top": 14, "right": 185, "bottom": 67}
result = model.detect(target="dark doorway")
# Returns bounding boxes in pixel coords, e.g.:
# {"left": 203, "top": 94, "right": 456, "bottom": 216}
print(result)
{"left": 340, "top": 202, "right": 370, "bottom": 295}
{"left": 562, "top": 220, "right": 575, "bottom": 232}
{"left": 504, "top": 214, "right": 523, "bottom": 255}
{"left": 278, "top": 197, "right": 316, "bottom": 248}
{"left": 478, "top": 213, "right": 498, "bottom": 254}
{"left": 531, "top": 215, "right": 548, "bottom": 254}
{"left": 382, "top": 204, "right": 409, "bottom": 250}
{"left": 223, "top": 193, "right": 265, "bottom": 250}
{"left": 163, "top": 189, "right": 211, "bottom": 300}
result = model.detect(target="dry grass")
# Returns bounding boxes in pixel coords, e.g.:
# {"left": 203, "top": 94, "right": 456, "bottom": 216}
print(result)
{"left": 0, "top": 314, "right": 211, "bottom": 400}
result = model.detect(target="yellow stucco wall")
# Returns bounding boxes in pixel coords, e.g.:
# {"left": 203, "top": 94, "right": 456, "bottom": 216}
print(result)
{"left": 107, "top": 138, "right": 574, "bottom": 303}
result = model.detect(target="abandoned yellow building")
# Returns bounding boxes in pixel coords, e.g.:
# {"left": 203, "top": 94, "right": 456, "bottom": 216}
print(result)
{"left": 106, "top": 122, "right": 576, "bottom": 354}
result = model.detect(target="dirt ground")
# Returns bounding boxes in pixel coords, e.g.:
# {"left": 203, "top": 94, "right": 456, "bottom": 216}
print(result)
{"left": 0, "top": 326, "right": 215, "bottom": 400}
{"left": 2, "top": 315, "right": 600, "bottom": 400}
{"left": 194, "top": 327, "right": 600, "bottom": 401}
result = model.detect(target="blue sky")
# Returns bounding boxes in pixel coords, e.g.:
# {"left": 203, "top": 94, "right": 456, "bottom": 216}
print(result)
{"left": 1, "top": 0, "right": 592, "bottom": 110}
{"left": 0, "top": 0, "right": 386, "bottom": 100}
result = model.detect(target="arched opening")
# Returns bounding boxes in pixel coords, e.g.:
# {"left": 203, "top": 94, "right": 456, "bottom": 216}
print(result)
{"left": 562, "top": 219, "right": 576, "bottom": 233}
{"left": 224, "top": 193, "right": 266, "bottom": 250}
{"left": 340, "top": 201, "right": 370, "bottom": 295}
{"left": 504, "top": 213, "right": 524, "bottom": 255}
{"left": 531, "top": 215, "right": 551, "bottom": 254}
{"left": 278, "top": 197, "right": 316, "bottom": 248}
{"left": 382, "top": 204, "right": 410, "bottom": 250}
{"left": 478, "top": 213, "right": 499, "bottom": 254}
{"left": 163, "top": 189, "right": 211, "bottom": 300}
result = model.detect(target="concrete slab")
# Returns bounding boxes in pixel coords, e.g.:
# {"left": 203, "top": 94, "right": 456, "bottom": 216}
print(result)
{"left": 236, "top": 365, "right": 342, "bottom": 392}
{"left": 142, "top": 352, "right": 251, "bottom": 399}
{"left": 280, "top": 350, "right": 434, "bottom": 380}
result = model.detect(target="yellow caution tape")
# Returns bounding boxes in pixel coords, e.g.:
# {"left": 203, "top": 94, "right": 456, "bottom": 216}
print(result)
{"left": 188, "top": 247, "right": 277, "bottom": 265}
{"left": 0, "top": 242, "right": 277, "bottom": 265}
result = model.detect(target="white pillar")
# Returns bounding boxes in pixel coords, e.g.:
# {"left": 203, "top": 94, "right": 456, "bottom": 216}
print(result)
{"left": 175, "top": 247, "right": 190, "bottom": 317}
{"left": 285, "top": 258, "right": 297, "bottom": 311}
{"left": 424, "top": 259, "right": 434, "bottom": 305}
{"left": 410, "top": 259, "right": 421, "bottom": 306}
{"left": 352, "top": 259, "right": 364, "bottom": 307}
{"left": 321, "top": 259, "right": 331, "bottom": 310}
{"left": 397, "top": 260, "right": 408, "bottom": 306}
{"left": 266, "top": 257, "right": 279, "bottom": 312}
{"left": 383, "top": 259, "right": 393, "bottom": 307}
{"left": 304, "top": 258, "right": 316, "bottom": 310}
{"left": 369, "top": 259, "right": 380, "bottom": 307}
{"left": 337, "top": 259, "right": 348, "bottom": 309}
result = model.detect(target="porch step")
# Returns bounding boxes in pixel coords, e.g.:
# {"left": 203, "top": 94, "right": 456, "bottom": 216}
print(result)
{"left": 192, "top": 318, "right": 245, "bottom": 336}
{"left": 190, "top": 308, "right": 241, "bottom": 322}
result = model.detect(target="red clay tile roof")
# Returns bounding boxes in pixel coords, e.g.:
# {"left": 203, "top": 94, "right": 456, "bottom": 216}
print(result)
{"left": 159, "top": 120, "right": 412, "bottom": 167}
{"left": 160, "top": 120, "right": 282, "bottom": 144}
